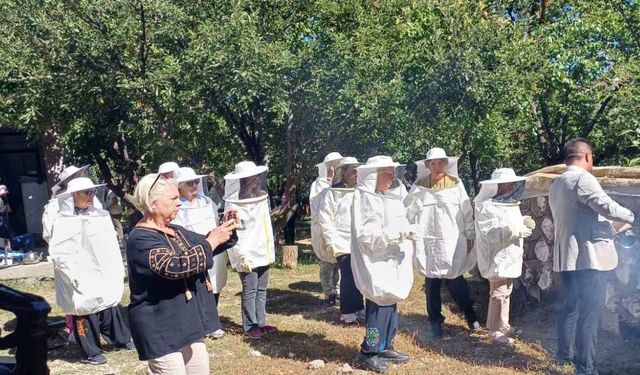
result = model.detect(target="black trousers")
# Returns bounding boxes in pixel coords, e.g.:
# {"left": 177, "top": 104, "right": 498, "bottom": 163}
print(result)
{"left": 360, "top": 300, "right": 397, "bottom": 354}
{"left": 425, "top": 276, "right": 477, "bottom": 325}
{"left": 73, "top": 306, "right": 131, "bottom": 357}
{"left": 337, "top": 255, "right": 364, "bottom": 315}
{"left": 557, "top": 270, "right": 607, "bottom": 375}
{"left": 283, "top": 216, "right": 296, "bottom": 245}
{"left": 214, "top": 293, "right": 220, "bottom": 306}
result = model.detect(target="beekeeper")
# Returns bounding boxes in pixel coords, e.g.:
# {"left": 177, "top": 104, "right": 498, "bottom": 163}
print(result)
{"left": 42, "top": 165, "right": 103, "bottom": 243}
{"left": 351, "top": 155, "right": 413, "bottom": 373}
{"left": 223, "top": 161, "right": 277, "bottom": 340}
{"left": 48, "top": 177, "right": 133, "bottom": 365}
{"left": 172, "top": 167, "right": 229, "bottom": 339}
{"left": 474, "top": 168, "right": 534, "bottom": 345}
{"left": 317, "top": 157, "right": 364, "bottom": 324}
{"left": 404, "top": 147, "right": 479, "bottom": 339}
{"left": 310, "top": 152, "right": 343, "bottom": 305}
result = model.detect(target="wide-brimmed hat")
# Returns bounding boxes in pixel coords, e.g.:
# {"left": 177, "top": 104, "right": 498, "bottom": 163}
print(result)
{"left": 174, "top": 167, "right": 206, "bottom": 183}
{"left": 425, "top": 147, "right": 448, "bottom": 161}
{"left": 58, "top": 177, "right": 106, "bottom": 197}
{"left": 356, "top": 155, "right": 400, "bottom": 170}
{"left": 224, "top": 161, "right": 268, "bottom": 180}
{"left": 480, "top": 168, "right": 527, "bottom": 184}
{"left": 338, "top": 157, "right": 360, "bottom": 166}
{"left": 53, "top": 165, "right": 89, "bottom": 190}
{"left": 315, "top": 152, "right": 343, "bottom": 168}
{"left": 158, "top": 162, "right": 180, "bottom": 174}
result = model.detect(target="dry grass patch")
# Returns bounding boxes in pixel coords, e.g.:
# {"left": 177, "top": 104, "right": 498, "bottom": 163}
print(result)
{"left": 1, "top": 261, "right": 639, "bottom": 374}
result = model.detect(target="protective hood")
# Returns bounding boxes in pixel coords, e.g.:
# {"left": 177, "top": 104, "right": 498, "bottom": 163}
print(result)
{"left": 414, "top": 157, "right": 459, "bottom": 182}
{"left": 356, "top": 156, "right": 404, "bottom": 199}
{"left": 331, "top": 157, "right": 360, "bottom": 189}
{"left": 51, "top": 165, "right": 90, "bottom": 197}
{"left": 223, "top": 162, "right": 269, "bottom": 203}
{"left": 316, "top": 152, "right": 343, "bottom": 178}
{"left": 475, "top": 168, "right": 527, "bottom": 205}
{"left": 56, "top": 178, "right": 108, "bottom": 217}
{"left": 175, "top": 167, "right": 208, "bottom": 199}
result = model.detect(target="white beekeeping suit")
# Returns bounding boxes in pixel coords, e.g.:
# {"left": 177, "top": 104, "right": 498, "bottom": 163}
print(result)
{"left": 474, "top": 168, "right": 532, "bottom": 279}
{"left": 172, "top": 167, "right": 228, "bottom": 294}
{"left": 42, "top": 165, "right": 103, "bottom": 243}
{"left": 223, "top": 162, "right": 275, "bottom": 272}
{"left": 317, "top": 157, "right": 360, "bottom": 258}
{"left": 351, "top": 156, "right": 415, "bottom": 306}
{"left": 309, "top": 152, "right": 343, "bottom": 263}
{"left": 404, "top": 148, "right": 476, "bottom": 279}
{"left": 48, "top": 177, "right": 124, "bottom": 316}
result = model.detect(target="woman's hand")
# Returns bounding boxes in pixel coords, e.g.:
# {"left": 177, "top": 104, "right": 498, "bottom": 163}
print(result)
{"left": 207, "top": 220, "right": 235, "bottom": 248}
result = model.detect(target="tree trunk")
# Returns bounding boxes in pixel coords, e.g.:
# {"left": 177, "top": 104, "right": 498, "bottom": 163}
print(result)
{"left": 282, "top": 245, "right": 298, "bottom": 269}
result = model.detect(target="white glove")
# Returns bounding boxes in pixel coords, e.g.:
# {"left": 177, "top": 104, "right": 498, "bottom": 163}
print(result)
{"left": 523, "top": 216, "right": 536, "bottom": 230}
{"left": 383, "top": 228, "right": 401, "bottom": 244}
{"left": 519, "top": 226, "right": 533, "bottom": 238}
{"left": 237, "top": 257, "right": 253, "bottom": 273}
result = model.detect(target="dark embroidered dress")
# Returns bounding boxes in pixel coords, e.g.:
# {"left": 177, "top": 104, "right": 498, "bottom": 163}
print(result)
{"left": 126, "top": 225, "right": 234, "bottom": 360}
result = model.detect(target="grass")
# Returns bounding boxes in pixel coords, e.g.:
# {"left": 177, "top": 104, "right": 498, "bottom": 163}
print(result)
{"left": 1, "top": 234, "right": 639, "bottom": 374}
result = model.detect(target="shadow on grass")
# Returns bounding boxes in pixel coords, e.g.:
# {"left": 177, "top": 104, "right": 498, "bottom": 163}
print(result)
{"left": 288, "top": 281, "right": 322, "bottom": 293}
{"left": 401, "top": 311, "right": 551, "bottom": 372}
{"left": 246, "top": 329, "right": 357, "bottom": 363}
{"left": 266, "top": 288, "right": 347, "bottom": 326}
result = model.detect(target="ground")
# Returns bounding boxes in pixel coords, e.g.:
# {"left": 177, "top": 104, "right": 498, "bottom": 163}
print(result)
{"left": 1, "top": 226, "right": 639, "bottom": 374}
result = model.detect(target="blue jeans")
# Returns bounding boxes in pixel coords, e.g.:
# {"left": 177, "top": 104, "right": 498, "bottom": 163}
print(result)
{"left": 557, "top": 270, "right": 608, "bottom": 375}
{"left": 239, "top": 265, "right": 270, "bottom": 332}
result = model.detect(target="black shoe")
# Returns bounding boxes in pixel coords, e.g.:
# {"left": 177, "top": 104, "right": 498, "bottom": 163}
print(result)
{"left": 378, "top": 349, "right": 410, "bottom": 363}
{"left": 428, "top": 323, "right": 443, "bottom": 339}
{"left": 356, "top": 353, "right": 388, "bottom": 373}
{"left": 80, "top": 354, "right": 107, "bottom": 365}
{"left": 326, "top": 293, "right": 337, "bottom": 306}
{"left": 116, "top": 341, "right": 136, "bottom": 351}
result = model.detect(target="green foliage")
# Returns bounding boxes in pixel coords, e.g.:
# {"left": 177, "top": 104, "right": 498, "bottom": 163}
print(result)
{"left": 1, "top": 0, "right": 639, "bottom": 206}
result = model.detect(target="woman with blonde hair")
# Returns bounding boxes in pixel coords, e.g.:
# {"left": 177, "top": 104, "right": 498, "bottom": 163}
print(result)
{"left": 126, "top": 173, "right": 236, "bottom": 374}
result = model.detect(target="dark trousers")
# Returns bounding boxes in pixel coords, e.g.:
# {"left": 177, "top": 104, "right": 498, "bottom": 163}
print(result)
{"left": 426, "top": 276, "right": 477, "bottom": 325}
{"left": 557, "top": 270, "right": 607, "bottom": 375}
{"left": 360, "top": 300, "right": 398, "bottom": 354}
{"left": 73, "top": 306, "right": 131, "bottom": 357}
{"left": 337, "top": 255, "right": 364, "bottom": 314}
{"left": 239, "top": 265, "right": 270, "bottom": 332}
{"left": 214, "top": 293, "right": 220, "bottom": 306}
{"left": 284, "top": 216, "right": 296, "bottom": 245}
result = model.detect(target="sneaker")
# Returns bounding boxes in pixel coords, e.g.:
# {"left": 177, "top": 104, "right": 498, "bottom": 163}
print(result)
{"left": 356, "top": 352, "right": 388, "bottom": 373}
{"left": 209, "top": 329, "right": 225, "bottom": 339}
{"left": 428, "top": 323, "right": 443, "bottom": 339}
{"left": 378, "top": 349, "right": 410, "bottom": 363}
{"left": 490, "top": 332, "right": 514, "bottom": 345}
{"left": 244, "top": 326, "right": 263, "bottom": 340}
{"left": 259, "top": 324, "right": 278, "bottom": 334}
{"left": 80, "top": 354, "right": 107, "bottom": 365}
{"left": 340, "top": 313, "right": 358, "bottom": 324}
{"left": 469, "top": 321, "right": 481, "bottom": 331}
{"left": 114, "top": 341, "right": 136, "bottom": 351}
{"left": 325, "top": 293, "right": 337, "bottom": 306}
{"left": 355, "top": 309, "right": 366, "bottom": 321}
